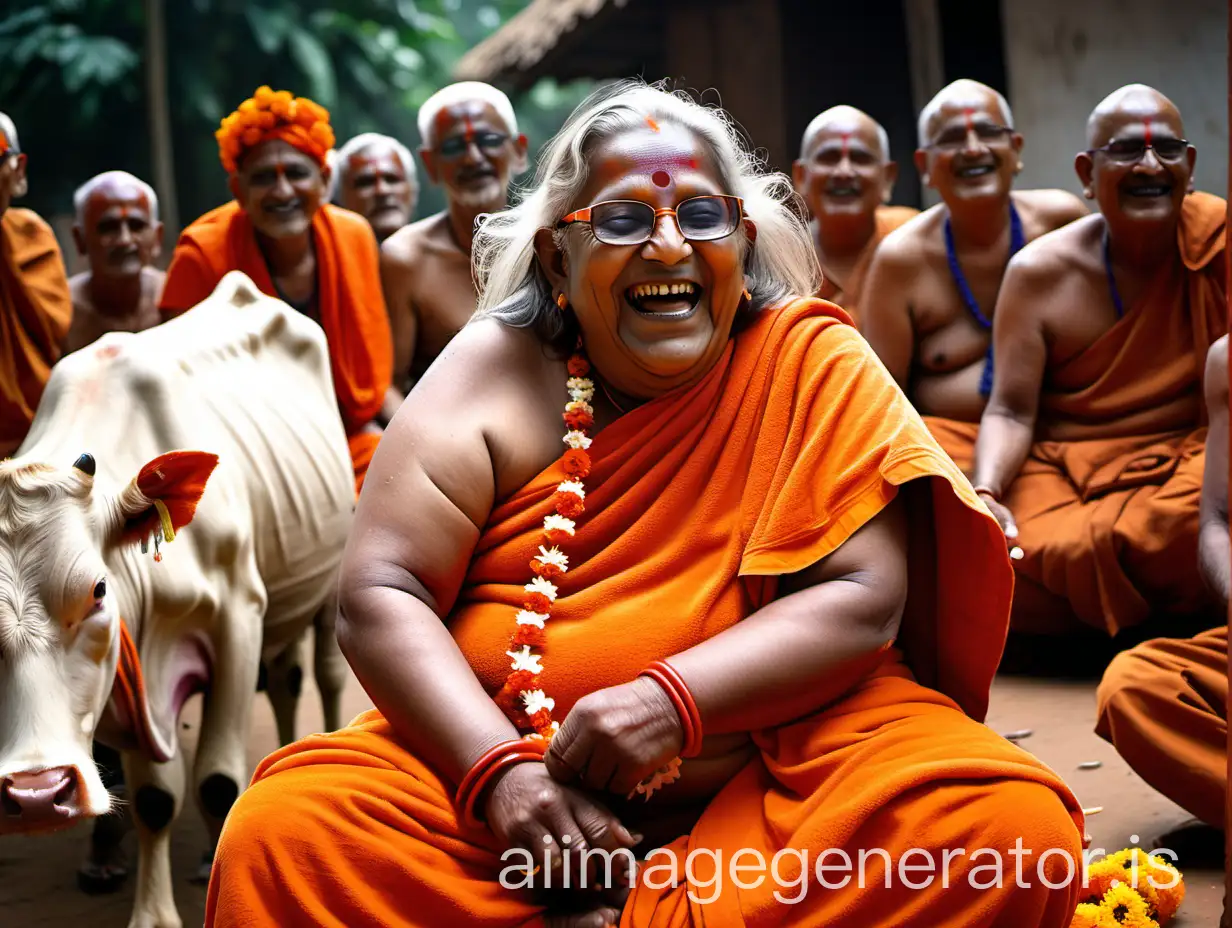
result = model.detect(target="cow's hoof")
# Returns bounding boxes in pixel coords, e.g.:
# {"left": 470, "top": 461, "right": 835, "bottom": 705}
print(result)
{"left": 125, "top": 912, "right": 182, "bottom": 928}
{"left": 77, "top": 860, "right": 130, "bottom": 894}
{"left": 188, "top": 849, "right": 215, "bottom": 885}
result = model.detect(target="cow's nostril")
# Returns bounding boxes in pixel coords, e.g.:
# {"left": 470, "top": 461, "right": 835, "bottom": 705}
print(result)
{"left": 1, "top": 783, "right": 21, "bottom": 817}
{"left": 54, "top": 770, "right": 78, "bottom": 808}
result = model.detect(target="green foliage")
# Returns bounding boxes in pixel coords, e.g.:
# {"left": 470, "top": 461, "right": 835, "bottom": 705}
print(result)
{"left": 0, "top": 0, "right": 593, "bottom": 232}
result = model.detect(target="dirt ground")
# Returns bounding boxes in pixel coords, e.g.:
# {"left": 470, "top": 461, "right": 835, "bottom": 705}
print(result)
{"left": 1, "top": 652, "right": 1225, "bottom": 927}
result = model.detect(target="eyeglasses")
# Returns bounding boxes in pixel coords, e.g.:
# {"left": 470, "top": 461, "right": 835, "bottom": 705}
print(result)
{"left": 437, "top": 131, "right": 509, "bottom": 159}
{"left": 556, "top": 195, "right": 744, "bottom": 246}
{"left": 1086, "top": 137, "right": 1189, "bottom": 164}
{"left": 928, "top": 123, "right": 1014, "bottom": 152}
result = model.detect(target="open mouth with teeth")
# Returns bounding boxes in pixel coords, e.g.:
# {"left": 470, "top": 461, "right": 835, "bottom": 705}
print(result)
{"left": 265, "top": 200, "right": 304, "bottom": 217}
{"left": 625, "top": 281, "right": 703, "bottom": 316}
{"left": 1123, "top": 183, "right": 1173, "bottom": 198}
{"left": 954, "top": 163, "right": 997, "bottom": 179}
{"left": 825, "top": 184, "right": 863, "bottom": 198}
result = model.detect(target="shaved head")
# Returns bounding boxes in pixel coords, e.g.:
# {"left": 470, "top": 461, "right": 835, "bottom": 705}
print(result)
{"left": 917, "top": 80, "right": 1013, "bottom": 148}
{"left": 0, "top": 112, "right": 18, "bottom": 153}
{"left": 801, "top": 106, "right": 890, "bottom": 162}
{"left": 73, "top": 171, "right": 159, "bottom": 224}
{"left": 1086, "top": 84, "right": 1183, "bottom": 148}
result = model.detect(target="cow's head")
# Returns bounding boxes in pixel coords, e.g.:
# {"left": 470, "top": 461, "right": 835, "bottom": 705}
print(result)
{"left": 0, "top": 450, "right": 217, "bottom": 833}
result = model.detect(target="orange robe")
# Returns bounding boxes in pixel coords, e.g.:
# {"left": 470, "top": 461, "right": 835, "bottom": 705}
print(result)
{"left": 816, "top": 205, "right": 918, "bottom": 328}
{"left": 1094, "top": 626, "right": 1227, "bottom": 828}
{"left": 928, "top": 192, "right": 1228, "bottom": 635}
{"left": 206, "top": 300, "right": 1083, "bottom": 927}
{"left": 159, "top": 201, "right": 392, "bottom": 492}
{"left": 0, "top": 207, "right": 72, "bottom": 456}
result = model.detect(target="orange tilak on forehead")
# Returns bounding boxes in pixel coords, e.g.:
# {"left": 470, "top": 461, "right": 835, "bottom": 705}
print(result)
{"left": 84, "top": 187, "right": 150, "bottom": 227}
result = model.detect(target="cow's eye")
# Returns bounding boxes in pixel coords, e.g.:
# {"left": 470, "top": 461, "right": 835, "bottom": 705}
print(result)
{"left": 93, "top": 579, "right": 106, "bottom": 600}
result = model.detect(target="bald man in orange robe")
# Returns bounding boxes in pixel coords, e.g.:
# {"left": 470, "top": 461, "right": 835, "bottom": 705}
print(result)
{"left": 1092, "top": 334, "right": 1227, "bottom": 835}
{"left": 160, "top": 87, "right": 392, "bottom": 493}
{"left": 954, "top": 84, "right": 1227, "bottom": 637}
{"left": 0, "top": 112, "right": 73, "bottom": 460}
{"left": 792, "top": 105, "right": 917, "bottom": 327}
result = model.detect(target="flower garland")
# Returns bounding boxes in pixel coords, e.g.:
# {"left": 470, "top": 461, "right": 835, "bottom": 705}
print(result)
{"left": 493, "top": 352, "right": 595, "bottom": 737}
{"left": 1071, "top": 848, "right": 1185, "bottom": 928}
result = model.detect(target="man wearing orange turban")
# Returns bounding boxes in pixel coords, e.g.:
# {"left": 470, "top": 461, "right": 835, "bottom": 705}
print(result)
{"left": 160, "top": 87, "right": 392, "bottom": 493}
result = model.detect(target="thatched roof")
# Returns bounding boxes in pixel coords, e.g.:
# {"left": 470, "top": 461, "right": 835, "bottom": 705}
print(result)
{"left": 454, "top": 0, "right": 661, "bottom": 90}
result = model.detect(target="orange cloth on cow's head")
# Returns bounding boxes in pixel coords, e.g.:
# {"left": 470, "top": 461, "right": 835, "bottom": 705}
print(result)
{"left": 158, "top": 201, "right": 392, "bottom": 492}
{"left": 817, "top": 204, "right": 918, "bottom": 328}
{"left": 205, "top": 299, "right": 1084, "bottom": 927}
{"left": 928, "top": 191, "right": 1228, "bottom": 635}
{"left": 0, "top": 207, "right": 72, "bottom": 456}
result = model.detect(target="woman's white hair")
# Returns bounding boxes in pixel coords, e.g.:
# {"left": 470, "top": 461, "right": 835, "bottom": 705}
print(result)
{"left": 473, "top": 80, "right": 820, "bottom": 346}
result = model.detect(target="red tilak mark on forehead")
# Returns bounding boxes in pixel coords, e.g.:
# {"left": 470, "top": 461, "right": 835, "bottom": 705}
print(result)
{"left": 651, "top": 170, "right": 671, "bottom": 188}
{"left": 963, "top": 108, "right": 975, "bottom": 132}
{"left": 463, "top": 115, "right": 475, "bottom": 144}
{"left": 1143, "top": 120, "right": 1152, "bottom": 146}
{"left": 646, "top": 116, "right": 660, "bottom": 133}
{"left": 841, "top": 133, "right": 851, "bottom": 158}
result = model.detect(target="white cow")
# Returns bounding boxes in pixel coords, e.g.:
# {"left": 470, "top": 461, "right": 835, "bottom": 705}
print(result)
{"left": 0, "top": 272, "right": 355, "bottom": 927}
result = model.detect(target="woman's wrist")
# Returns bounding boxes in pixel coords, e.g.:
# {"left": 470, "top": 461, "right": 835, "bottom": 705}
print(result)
{"left": 639, "top": 660, "right": 704, "bottom": 757}
{"left": 456, "top": 736, "right": 547, "bottom": 828}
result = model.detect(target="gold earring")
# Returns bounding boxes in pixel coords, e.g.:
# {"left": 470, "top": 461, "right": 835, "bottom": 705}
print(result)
{"left": 555, "top": 293, "right": 568, "bottom": 310}
{"left": 742, "top": 288, "right": 752, "bottom": 302}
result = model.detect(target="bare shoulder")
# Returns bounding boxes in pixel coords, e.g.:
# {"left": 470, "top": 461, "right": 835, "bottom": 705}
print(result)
{"left": 380, "top": 212, "right": 446, "bottom": 266}
{"left": 1007, "top": 213, "right": 1100, "bottom": 277}
{"left": 1205, "top": 334, "right": 1228, "bottom": 402}
{"left": 1014, "top": 188, "right": 1089, "bottom": 231}
{"left": 873, "top": 206, "right": 942, "bottom": 266}
{"left": 68, "top": 272, "right": 90, "bottom": 305}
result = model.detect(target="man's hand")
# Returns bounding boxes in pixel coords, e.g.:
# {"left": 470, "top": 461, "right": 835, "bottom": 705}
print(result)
{"left": 484, "top": 762, "right": 638, "bottom": 887}
{"left": 545, "top": 678, "right": 684, "bottom": 796}
{"left": 977, "top": 491, "right": 1019, "bottom": 547}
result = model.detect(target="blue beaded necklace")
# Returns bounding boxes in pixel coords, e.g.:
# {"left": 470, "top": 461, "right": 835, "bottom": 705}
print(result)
{"left": 1103, "top": 226, "right": 1126, "bottom": 319}
{"left": 944, "top": 203, "right": 1025, "bottom": 398}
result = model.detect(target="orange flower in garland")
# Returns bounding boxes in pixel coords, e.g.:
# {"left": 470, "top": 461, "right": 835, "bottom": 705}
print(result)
{"left": 214, "top": 86, "right": 335, "bottom": 175}
{"left": 494, "top": 352, "right": 595, "bottom": 737}
{"left": 1078, "top": 848, "right": 1184, "bottom": 927}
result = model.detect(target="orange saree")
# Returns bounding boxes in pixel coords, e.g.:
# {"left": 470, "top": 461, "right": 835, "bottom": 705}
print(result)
{"left": 929, "top": 192, "right": 1228, "bottom": 635}
{"left": 160, "top": 201, "right": 392, "bottom": 491}
{"left": 207, "top": 300, "right": 1082, "bottom": 927}
{"left": 817, "top": 205, "right": 918, "bottom": 328}
{"left": 0, "top": 207, "right": 72, "bottom": 456}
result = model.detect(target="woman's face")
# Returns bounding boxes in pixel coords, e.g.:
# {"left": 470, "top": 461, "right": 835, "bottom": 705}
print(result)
{"left": 539, "top": 122, "right": 751, "bottom": 398}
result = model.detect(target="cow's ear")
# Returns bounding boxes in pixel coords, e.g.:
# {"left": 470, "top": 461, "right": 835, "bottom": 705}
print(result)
{"left": 113, "top": 451, "right": 220, "bottom": 545}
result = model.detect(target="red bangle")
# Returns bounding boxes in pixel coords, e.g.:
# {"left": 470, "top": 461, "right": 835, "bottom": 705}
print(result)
{"left": 456, "top": 738, "right": 547, "bottom": 830}
{"left": 641, "top": 660, "right": 704, "bottom": 758}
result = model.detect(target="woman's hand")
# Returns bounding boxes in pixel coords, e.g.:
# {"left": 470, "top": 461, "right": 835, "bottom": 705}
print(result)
{"left": 977, "top": 491, "right": 1019, "bottom": 547}
{"left": 484, "top": 762, "right": 639, "bottom": 884}
{"left": 544, "top": 677, "right": 683, "bottom": 796}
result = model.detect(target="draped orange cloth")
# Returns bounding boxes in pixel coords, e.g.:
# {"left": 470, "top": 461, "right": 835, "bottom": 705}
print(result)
{"left": 159, "top": 201, "right": 392, "bottom": 492}
{"left": 928, "top": 192, "right": 1228, "bottom": 635}
{"left": 0, "top": 207, "right": 72, "bottom": 456}
{"left": 1095, "top": 626, "right": 1227, "bottom": 828}
{"left": 207, "top": 300, "right": 1083, "bottom": 927}
{"left": 817, "top": 205, "right": 918, "bottom": 328}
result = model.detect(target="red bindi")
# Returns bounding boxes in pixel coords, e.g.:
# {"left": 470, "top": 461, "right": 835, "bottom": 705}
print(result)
{"left": 463, "top": 115, "right": 475, "bottom": 144}
{"left": 840, "top": 132, "right": 851, "bottom": 159}
{"left": 963, "top": 107, "right": 975, "bottom": 133}
{"left": 651, "top": 170, "right": 671, "bottom": 188}
{"left": 1142, "top": 119, "right": 1152, "bottom": 146}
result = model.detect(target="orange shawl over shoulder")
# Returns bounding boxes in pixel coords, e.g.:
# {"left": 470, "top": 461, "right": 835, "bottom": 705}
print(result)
{"left": 929, "top": 191, "right": 1228, "bottom": 635}
{"left": 207, "top": 300, "right": 1083, "bottom": 928}
{"left": 159, "top": 201, "right": 392, "bottom": 490}
{"left": 0, "top": 207, "right": 72, "bottom": 455}
{"left": 817, "top": 204, "right": 918, "bottom": 328}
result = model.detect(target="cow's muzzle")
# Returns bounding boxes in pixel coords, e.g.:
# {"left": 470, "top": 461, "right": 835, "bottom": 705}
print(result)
{"left": 1, "top": 767, "right": 81, "bottom": 826}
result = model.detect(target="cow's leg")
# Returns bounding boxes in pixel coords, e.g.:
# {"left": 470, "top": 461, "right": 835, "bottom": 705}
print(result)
{"left": 313, "top": 595, "right": 347, "bottom": 733}
{"left": 264, "top": 633, "right": 304, "bottom": 747}
{"left": 123, "top": 748, "right": 187, "bottom": 928}
{"left": 191, "top": 596, "right": 264, "bottom": 885}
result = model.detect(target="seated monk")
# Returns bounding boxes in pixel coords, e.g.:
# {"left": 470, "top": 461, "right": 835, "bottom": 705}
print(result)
{"left": 0, "top": 111, "right": 73, "bottom": 460}
{"left": 963, "top": 84, "right": 1227, "bottom": 636}
{"left": 1094, "top": 334, "right": 1227, "bottom": 830}
{"left": 65, "top": 171, "right": 165, "bottom": 354}
{"left": 206, "top": 81, "right": 1084, "bottom": 928}
{"left": 791, "top": 105, "right": 916, "bottom": 326}
{"left": 378, "top": 82, "right": 529, "bottom": 423}
{"left": 862, "top": 80, "right": 1087, "bottom": 424}
{"left": 160, "top": 86, "right": 392, "bottom": 492}
{"left": 329, "top": 132, "right": 418, "bottom": 243}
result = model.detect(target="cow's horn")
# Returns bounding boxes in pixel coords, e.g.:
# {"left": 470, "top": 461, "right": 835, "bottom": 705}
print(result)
{"left": 73, "top": 453, "right": 96, "bottom": 476}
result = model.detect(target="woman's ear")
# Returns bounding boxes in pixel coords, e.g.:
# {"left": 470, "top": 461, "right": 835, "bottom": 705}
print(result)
{"left": 533, "top": 227, "right": 569, "bottom": 295}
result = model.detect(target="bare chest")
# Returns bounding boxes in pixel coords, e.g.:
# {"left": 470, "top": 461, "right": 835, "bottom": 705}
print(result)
{"left": 411, "top": 255, "right": 479, "bottom": 361}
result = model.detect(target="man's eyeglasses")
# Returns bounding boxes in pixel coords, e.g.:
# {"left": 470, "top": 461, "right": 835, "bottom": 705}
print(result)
{"left": 437, "top": 131, "right": 509, "bottom": 160}
{"left": 1086, "top": 137, "right": 1189, "bottom": 164}
{"left": 928, "top": 123, "right": 1014, "bottom": 152}
{"left": 556, "top": 195, "right": 744, "bottom": 246}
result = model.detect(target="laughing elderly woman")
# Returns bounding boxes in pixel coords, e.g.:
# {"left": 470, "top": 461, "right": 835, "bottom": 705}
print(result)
{"left": 206, "top": 81, "right": 1084, "bottom": 928}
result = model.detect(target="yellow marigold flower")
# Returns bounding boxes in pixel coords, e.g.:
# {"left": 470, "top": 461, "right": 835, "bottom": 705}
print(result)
{"left": 1081, "top": 857, "right": 1126, "bottom": 906}
{"left": 1099, "top": 882, "right": 1158, "bottom": 928}
{"left": 1071, "top": 903, "right": 1118, "bottom": 928}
